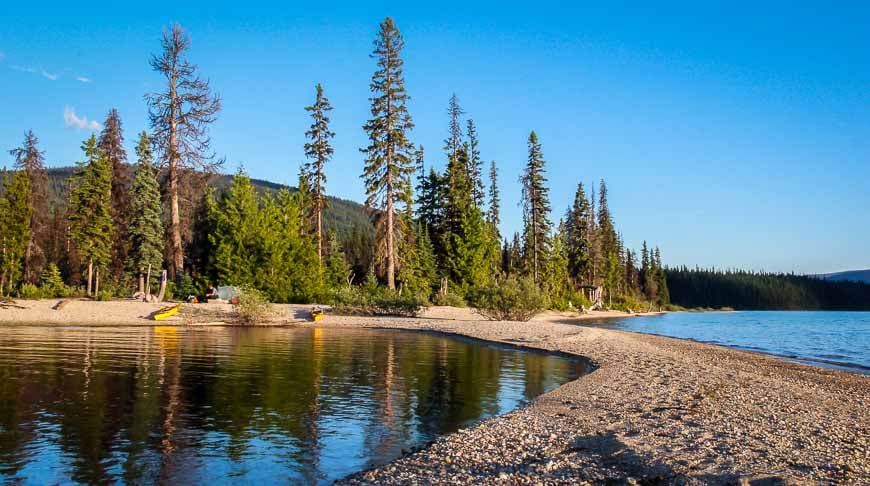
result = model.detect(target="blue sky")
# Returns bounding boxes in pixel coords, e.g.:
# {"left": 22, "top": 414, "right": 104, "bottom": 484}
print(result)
{"left": 1, "top": 1, "right": 868, "bottom": 274}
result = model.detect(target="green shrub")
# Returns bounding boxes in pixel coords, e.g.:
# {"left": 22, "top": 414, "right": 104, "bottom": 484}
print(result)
{"left": 548, "top": 289, "right": 593, "bottom": 312}
{"left": 16, "top": 283, "right": 44, "bottom": 300}
{"left": 330, "top": 285, "right": 424, "bottom": 317}
{"left": 431, "top": 291, "right": 466, "bottom": 308}
{"left": 39, "top": 264, "right": 66, "bottom": 297}
{"left": 233, "top": 288, "right": 275, "bottom": 324}
{"left": 95, "top": 290, "right": 114, "bottom": 301}
{"left": 469, "top": 275, "right": 546, "bottom": 321}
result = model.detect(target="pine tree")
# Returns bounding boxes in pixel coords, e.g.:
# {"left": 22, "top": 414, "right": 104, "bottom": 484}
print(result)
{"left": 147, "top": 23, "right": 222, "bottom": 278}
{"left": 521, "top": 131, "right": 552, "bottom": 283}
{"left": 654, "top": 247, "right": 670, "bottom": 305}
{"left": 324, "top": 232, "right": 351, "bottom": 289}
{"left": 8, "top": 130, "right": 49, "bottom": 283}
{"left": 98, "top": 108, "right": 131, "bottom": 282}
{"left": 597, "top": 180, "right": 620, "bottom": 299}
{"left": 361, "top": 17, "right": 416, "bottom": 290}
{"left": 0, "top": 170, "right": 32, "bottom": 295}
{"left": 566, "top": 182, "right": 593, "bottom": 286}
{"left": 444, "top": 94, "right": 464, "bottom": 164}
{"left": 69, "top": 135, "right": 114, "bottom": 296}
{"left": 466, "top": 118, "right": 485, "bottom": 208}
{"left": 302, "top": 83, "right": 335, "bottom": 264}
{"left": 127, "top": 132, "right": 165, "bottom": 293}
{"left": 487, "top": 160, "right": 500, "bottom": 232}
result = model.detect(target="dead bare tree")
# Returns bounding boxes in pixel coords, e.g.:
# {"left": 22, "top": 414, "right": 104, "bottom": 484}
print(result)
{"left": 146, "top": 23, "right": 221, "bottom": 279}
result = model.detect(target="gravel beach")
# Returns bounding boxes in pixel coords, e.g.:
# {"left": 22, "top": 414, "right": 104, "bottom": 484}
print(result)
{"left": 1, "top": 300, "right": 867, "bottom": 484}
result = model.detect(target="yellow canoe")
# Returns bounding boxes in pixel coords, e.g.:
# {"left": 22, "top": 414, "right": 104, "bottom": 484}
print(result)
{"left": 310, "top": 308, "right": 325, "bottom": 321}
{"left": 153, "top": 304, "right": 181, "bottom": 321}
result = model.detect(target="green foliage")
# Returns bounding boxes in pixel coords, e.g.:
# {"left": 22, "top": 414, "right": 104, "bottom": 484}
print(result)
{"left": 69, "top": 135, "right": 114, "bottom": 285}
{"left": 431, "top": 291, "right": 466, "bottom": 308}
{"left": 330, "top": 285, "right": 424, "bottom": 317}
{"left": 324, "top": 233, "right": 351, "bottom": 289}
{"left": 39, "top": 263, "right": 66, "bottom": 297}
{"left": 666, "top": 267, "right": 870, "bottom": 310}
{"left": 233, "top": 287, "right": 275, "bottom": 324}
{"left": 361, "top": 17, "right": 416, "bottom": 289}
{"left": 470, "top": 275, "right": 546, "bottom": 321}
{"left": 16, "top": 283, "right": 44, "bottom": 299}
{"left": 95, "top": 290, "right": 114, "bottom": 301}
{"left": 210, "top": 171, "right": 321, "bottom": 303}
{"left": 521, "top": 131, "right": 551, "bottom": 283}
{"left": 0, "top": 169, "right": 32, "bottom": 294}
{"left": 127, "top": 131, "right": 164, "bottom": 279}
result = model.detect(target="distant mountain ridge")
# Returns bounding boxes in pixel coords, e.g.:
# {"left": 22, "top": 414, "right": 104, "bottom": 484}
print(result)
{"left": 45, "top": 166, "right": 374, "bottom": 240}
{"left": 817, "top": 269, "right": 870, "bottom": 284}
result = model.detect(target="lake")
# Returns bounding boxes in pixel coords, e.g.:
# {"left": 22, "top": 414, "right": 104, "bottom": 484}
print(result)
{"left": 0, "top": 326, "right": 586, "bottom": 484}
{"left": 585, "top": 311, "right": 870, "bottom": 373}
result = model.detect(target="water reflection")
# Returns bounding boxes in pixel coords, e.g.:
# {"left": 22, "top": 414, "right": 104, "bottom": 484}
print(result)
{"left": 0, "top": 326, "right": 586, "bottom": 484}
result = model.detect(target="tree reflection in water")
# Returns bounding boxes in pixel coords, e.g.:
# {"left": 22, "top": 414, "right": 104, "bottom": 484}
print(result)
{"left": 0, "top": 326, "right": 587, "bottom": 484}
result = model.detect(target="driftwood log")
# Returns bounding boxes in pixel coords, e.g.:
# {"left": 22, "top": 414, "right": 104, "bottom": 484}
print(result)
{"left": 53, "top": 300, "right": 71, "bottom": 311}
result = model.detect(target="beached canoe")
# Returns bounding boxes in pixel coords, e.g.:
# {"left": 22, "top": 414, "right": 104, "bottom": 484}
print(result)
{"left": 153, "top": 304, "right": 181, "bottom": 321}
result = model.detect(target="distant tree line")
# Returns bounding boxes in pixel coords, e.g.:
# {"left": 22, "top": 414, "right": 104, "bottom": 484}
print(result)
{"left": 666, "top": 267, "right": 870, "bottom": 310}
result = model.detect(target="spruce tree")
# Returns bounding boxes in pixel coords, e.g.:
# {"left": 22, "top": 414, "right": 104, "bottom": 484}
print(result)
{"left": 147, "top": 23, "right": 222, "bottom": 278}
{"left": 521, "top": 131, "right": 552, "bottom": 283}
{"left": 302, "top": 83, "right": 335, "bottom": 264}
{"left": 566, "top": 182, "right": 593, "bottom": 286}
{"left": 444, "top": 94, "right": 464, "bottom": 164}
{"left": 0, "top": 170, "right": 32, "bottom": 295}
{"left": 361, "top": 17, "right": 415, "bottom": 290}
{"left": 69, "top": 135, "right": 114, "bottom": 296}
{"left": 8, "top": 130, "right": 49, "bottom": 283}
{"left": 98, "top": 108, "right": 131, "bottom": 282}
{"left": 466, "top": 118, "right": 485, "bottom": 208}
{"left": 487, "top": 160, "right": 500, "bottom": 233}
{"left": 654, "top": 247, "right": 670, "bottom": 305}
{"left": 127, "top": 132, "right": 165, "bottom": 292}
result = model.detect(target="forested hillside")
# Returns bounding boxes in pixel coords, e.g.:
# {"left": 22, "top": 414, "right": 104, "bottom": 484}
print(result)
{"left": 666, "top": 267, "right": 870, "bottom": 310}
{"left": 46, "top": 166, "right": 374, "bottom": 242}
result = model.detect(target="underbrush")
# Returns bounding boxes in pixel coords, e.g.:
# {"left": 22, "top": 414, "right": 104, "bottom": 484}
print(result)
{"left": 330, "top": 286, "right": 425, "bottom": 317}
{"left": 468, "top": 275, "right": 545, "bottom": 322}
{"left": 233, "top": 288, "right": 275, "bottom": 324}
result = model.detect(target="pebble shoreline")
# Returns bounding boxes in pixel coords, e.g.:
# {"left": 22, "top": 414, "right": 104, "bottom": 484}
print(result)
{"left": 323, "top": 316, "right": 869, "bottom": 485}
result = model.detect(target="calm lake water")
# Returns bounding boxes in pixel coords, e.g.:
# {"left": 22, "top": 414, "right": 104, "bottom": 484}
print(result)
{"left": 0, "top": 326, "right": 585, "bottom": 484}
{"left": 587, "top": 311, "right": 870, "bottom": 373}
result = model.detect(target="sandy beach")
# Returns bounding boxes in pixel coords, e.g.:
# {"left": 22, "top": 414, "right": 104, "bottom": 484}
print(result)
{"left": 1, "top": 300, "right": 867, "bottom": 483}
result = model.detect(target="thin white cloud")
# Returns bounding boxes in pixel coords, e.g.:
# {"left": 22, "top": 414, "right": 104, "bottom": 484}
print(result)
{"left": 64, "top": 106, "right": 101, "bottom": 131}
{"left": 75, "top": 76, "right": 92, "bottom": 83}
{"left": 11, "top": 64, "right": 59, "bottom": 80}
{"left": 11, "top": 65, "right": 37, "bottom": 73}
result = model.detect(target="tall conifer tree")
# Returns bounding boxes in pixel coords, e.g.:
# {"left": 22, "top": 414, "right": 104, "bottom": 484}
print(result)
{"left": 487, "top": 160, "right": 500, "bottom": 232}
{"left": 98, "top": 108, "right": 131, "bottom": 281}
{"left": 8, "top": 130, "right": 49, "bottom": 283}
{"left": 466, "top": 118, "right": 485, "bottom": 208}
{"left": 147, "top": 23, "right": 222, "bottom": 278}
{"left": 566, "top": 182, "right": 593, "bottom": 285}
{"left": 69, "top": 135, "right": 114, "bottom": 295}
{"left": 0, "top": 170, "right": 32, "bottom": 294}
{"left": 361, "top": 17, "right": 415, "bottom": 290}
{"left": 128, "top": 132, "right": 164, "bottom": 292}
{"left": 521, "top": 131, "right": 552, "bottom": 283}
{"left": 303, "top": 83, "right": 335, "bottom": 263}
